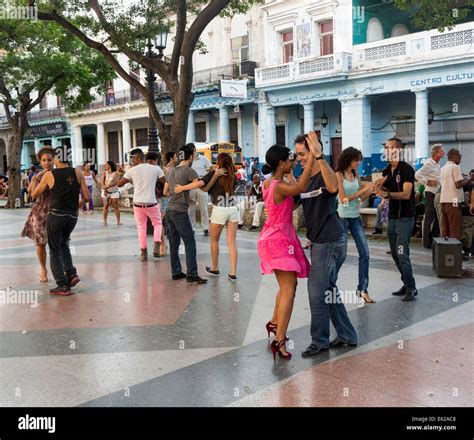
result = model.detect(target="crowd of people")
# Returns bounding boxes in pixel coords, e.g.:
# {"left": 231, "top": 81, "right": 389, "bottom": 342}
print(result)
{"left": 18, "top": 133, "right": 474, "bottom": 361}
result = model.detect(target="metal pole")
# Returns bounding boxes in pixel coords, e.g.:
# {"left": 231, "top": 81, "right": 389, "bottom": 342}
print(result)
{"left": 146, "top": 37, "right": 159, "bottom": 152}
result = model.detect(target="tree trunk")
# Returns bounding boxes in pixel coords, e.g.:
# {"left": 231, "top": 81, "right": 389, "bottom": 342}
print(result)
{"left": 6, "top": 131, "right": 24, "bottom": 209}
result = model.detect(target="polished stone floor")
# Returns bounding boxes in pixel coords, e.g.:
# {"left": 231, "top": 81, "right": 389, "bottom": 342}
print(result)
{"left": 0, "top": 208, "right": 472, "bottom": 407}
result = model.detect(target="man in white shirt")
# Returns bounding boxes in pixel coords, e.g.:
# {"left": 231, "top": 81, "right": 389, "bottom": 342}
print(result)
{"left": 439, "top": 149, "right": 473, "bottom": 240}
{"left": 187, "top": 143, "right": 212, "bottom": 236}
{"left": 415, "top": 144, "right": 444, "bottom": 248}
{"left": 118, "top": 148, "right": 165, "bottom": 261}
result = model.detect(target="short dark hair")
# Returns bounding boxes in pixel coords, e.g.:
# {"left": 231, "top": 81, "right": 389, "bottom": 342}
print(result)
{"left": 145, "top": 151, "right": 159, "bottom": 162}
{"left": 387, "top": 138, "right": 405, "bottom": 148}
{"left": 179, "top": 145, "right": 195, "bottom": 162}
{"left": 54, "top": 145, "right": 70, "bottom": 163}
{"left": 129, "top": 148, "right": 145, "bottom": 160}
{"left": 447, "top": 148, "right": 461, "bottom": 160}
{"left": 165, "top": 151, "right": 176, "bottom": 163}
{"left": 261, "top": 145, "right": 291, "bottom": 175}
{"left": 185, "top": 143, "right": 196, "bottom": 152}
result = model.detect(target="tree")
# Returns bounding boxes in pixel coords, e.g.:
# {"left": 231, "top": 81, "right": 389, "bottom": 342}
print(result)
{"left": 32, "top": 0, "right": 261, "bottom": 155}
{"left": 394, "top": 0, "right": 474, "bottom": 31}
{"left": 0, "top": 19, "right": 115, "bottom": 208}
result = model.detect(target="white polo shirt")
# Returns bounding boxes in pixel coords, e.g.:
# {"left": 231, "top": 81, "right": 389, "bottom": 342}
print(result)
{"left": 440, "top": 161, "right": 464, "bottom": 205}
{"left": 192, "top": 154, "right": 212, "bottom": 177}
{"left": 124, "top": 163, "right": 164, "bottom": 204}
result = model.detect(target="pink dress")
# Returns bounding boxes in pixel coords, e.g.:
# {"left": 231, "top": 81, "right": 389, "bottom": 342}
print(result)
{"left": 258, "top": 178, "right": 310, "bottom": 278}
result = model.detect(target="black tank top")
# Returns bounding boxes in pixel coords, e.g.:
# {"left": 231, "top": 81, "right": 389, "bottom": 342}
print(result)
{"left": 50, "top": 168, "right": 80, "bottom": 212}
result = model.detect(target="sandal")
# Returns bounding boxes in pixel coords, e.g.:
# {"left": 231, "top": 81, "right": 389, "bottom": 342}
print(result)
{"left": 359, "top": 292, "right": 376, "bottom": 304}
{"left": 39, "top": 271, "right": 48, "bottom": 283}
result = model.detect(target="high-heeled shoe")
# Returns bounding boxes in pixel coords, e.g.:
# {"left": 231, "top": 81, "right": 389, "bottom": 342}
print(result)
{"left": 270, "top": 339, "right": 292, "bottom": 362}
{"left": 265, "top": 321, "right": 277, "bottom": 337}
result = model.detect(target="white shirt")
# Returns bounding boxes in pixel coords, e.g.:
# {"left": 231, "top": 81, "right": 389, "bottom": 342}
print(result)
{"left": 415, "top": 158, "right": 441, "bottom": 195}
{"left": 192, "top": 154, "right": 212, "bottom": 177}
{"left": 440, "top": 161, "right": 464, "bottom": 205}
{"left": 124, "top": 163, "right": 164, "bottom": 204}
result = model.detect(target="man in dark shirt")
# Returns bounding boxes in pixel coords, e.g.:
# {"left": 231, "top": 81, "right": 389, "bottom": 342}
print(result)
{"left": 295, "top": 133, "right": 357, "bottom": 357}
{"left": 374, "top": 137, "right": 418, "bottom": 301}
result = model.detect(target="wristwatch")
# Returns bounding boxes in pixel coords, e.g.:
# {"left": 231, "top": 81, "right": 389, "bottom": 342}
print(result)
{"left": 316, "top": 154, "right": 325, "bottom": 160}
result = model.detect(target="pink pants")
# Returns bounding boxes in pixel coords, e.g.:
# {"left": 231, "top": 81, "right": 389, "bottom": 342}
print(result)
{"left": 133, "top": 205, "right": 162, "bottom": 250}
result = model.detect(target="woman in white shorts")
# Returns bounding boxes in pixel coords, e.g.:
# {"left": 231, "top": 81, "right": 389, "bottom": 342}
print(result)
{"left": 101, "top": 160, "right": 121, "bottom": 226}
{"left": 174, "top": 152, "right": 239, "bottom": 281}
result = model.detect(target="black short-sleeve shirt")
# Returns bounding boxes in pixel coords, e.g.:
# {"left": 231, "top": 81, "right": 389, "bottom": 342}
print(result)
{"left": 297, "top": 173, "right": 344, "bottom": 244}
{"left": 382, "top": 161, "right": 416, "bottom": 218}
{"left": 200, "top": 170, "right": 237, "bottom": 206}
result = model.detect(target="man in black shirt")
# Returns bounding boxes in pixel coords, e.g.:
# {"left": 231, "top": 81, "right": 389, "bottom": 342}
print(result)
{"left": 295, "top": 133, "right": 357, "bottom": 357}
{"left": 374, "top": 138, "right": 418, "bottom": 301}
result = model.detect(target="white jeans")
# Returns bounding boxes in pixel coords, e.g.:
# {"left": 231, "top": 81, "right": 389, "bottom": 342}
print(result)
{"left": 188, "top": 189, "right": 209, "bottom": 230}
{"left": 238, "top": 199, "right": 265, "bottom": 227}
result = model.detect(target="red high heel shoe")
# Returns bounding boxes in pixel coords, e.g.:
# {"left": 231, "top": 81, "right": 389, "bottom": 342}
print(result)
{"left": 270, "top": 339, "right": 292, "bottom": 362}
{"left": 266, "top": 321, "right": 277, "bottom": 337}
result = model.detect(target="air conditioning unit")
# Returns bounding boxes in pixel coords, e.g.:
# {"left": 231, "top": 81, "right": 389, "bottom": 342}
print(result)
{"left": 239, "top": 60, "right": 257, "bottom": 77}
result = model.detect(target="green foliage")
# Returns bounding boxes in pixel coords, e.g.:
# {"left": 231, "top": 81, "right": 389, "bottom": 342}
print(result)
{"left": 0, "top": 18, "right": 116, "bottom": 113}
{"left": 394, "top": 0, "right": 474, "bottom": 31}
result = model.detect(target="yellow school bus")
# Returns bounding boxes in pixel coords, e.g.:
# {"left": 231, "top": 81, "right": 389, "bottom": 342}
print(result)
{"left": 196, "top": 142, "right": 243, "bottom": 169}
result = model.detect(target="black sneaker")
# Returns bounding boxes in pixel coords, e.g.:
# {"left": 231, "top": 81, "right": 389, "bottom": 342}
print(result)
{"left": 205, "top": 266, "right": 220, "bottom": 276}
{"left": 49, "top": 285, "right": 72, "bottom": 296}
{"left": 249, "top": 225, "right": 258, "bottom": 231}
{"left": 172, "top": 273, "right": 187, "bottom": 281}
{"left": 227, "top": 274, "right": 237, "bottom": 282}
{"left": 68, "top": 274, "right": 80, "bottom": 287}
{"left": 186, "top": 275, "right": 208, "bottom": 284}
{"left": 203, "top": 229, "right": 210, "bottom": 236}
{"left": 372, "top": 228, "right": 382, "bottom": 235}
{"left": 237, "top": 224, "right": 243, "bottom": 230}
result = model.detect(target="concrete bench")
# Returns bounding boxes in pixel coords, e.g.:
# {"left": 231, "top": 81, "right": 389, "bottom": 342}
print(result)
{"left": 359, "top": 207, "right": 378, "bottom": 228}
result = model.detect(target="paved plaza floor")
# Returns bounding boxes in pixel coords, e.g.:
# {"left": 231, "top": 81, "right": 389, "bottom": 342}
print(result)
{"left": 0, "top": 209, "right": 472, "bottom": 407}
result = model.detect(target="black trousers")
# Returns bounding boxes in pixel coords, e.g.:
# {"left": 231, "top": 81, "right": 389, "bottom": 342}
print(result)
{"left": 47, "top": 210, "right": 78, "bottom": 286}
{"left": 422, "top": 192, "right": 439, "bottom": 248}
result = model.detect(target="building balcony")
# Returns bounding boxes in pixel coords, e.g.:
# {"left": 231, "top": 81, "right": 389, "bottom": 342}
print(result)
{"left": 352, "top": 22, "right": 474, "bottom": 73}
{"left": 255, "top": 52, "right": 352, "bottom": 88}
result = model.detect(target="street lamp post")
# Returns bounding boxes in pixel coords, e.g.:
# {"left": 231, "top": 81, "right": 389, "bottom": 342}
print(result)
{"left": 145, "top": 31, "right": 168, "bottom": 153}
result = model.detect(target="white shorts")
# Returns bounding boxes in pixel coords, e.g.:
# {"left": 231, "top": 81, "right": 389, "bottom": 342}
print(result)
{"left": 210, "top": 206, "right": 239, "bottom": 225}
{"left": 101, "top": 190, "right": 120, "bottom": 199}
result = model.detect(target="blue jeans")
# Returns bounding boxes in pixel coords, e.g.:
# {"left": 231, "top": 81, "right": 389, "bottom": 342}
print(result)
{"left": 341, "top": 216, "right": 369, "bottom": 293}
{"left": 387, "top": 217, "right": 416, "bottom": 289}
{"left": 166, "top": 209, "right": 198, "bottom": 277}
{"left": 308, "top": 235, "right": 358, "bottom": 348}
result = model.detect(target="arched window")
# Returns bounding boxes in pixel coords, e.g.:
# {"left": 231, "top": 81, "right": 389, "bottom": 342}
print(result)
{"left": 391, "top": 24, "right": 409, "bottom": 38}
{"left": 367, "top": 18, "right": 384, "bottom": 43}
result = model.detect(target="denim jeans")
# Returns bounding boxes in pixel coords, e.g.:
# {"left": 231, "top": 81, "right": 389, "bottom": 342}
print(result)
{"left": 341, "top": 216, "right": 369, "bottom": 293}
{"left": 47, "top": 209, "right": 78, "bottom": 286}
{"left": 308, "top": 235, "right": 358, "bottom": 348}
{"left": 387, "top": 217, "right": 416, "bottom": 289}
{"left": 166, "top": 209, "right": 198, "bottom": 277}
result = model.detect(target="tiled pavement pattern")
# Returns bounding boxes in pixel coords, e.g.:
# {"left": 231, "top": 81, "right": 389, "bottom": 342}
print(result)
{"left": 0, "top": 209, "right": 472, "bottom": 407}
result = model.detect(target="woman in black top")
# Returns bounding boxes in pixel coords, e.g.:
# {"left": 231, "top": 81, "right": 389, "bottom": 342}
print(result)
{"left": 175, "top": 153, "right": 239, "bottom": 281}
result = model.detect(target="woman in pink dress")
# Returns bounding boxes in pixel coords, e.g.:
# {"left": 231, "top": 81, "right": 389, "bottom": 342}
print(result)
{"left": 258, "top": 135, "right": 319, "bottom": 361}
{"left": 21, "top": 147, "right": 55, "bottom": 283}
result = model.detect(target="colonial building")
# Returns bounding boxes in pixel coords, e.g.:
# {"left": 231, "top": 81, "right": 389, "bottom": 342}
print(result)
{"left": 255, "top": 0, "right": 474, "bottom": 173}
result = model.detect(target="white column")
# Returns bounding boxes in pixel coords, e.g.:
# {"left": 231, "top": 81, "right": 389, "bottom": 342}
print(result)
{"left": 73, "top": 125, "right": 83, "bottom": 167}
{"left": 257, "top": 102, "right": 267, "bottom": 161}
{"left": 186, "top": 111, "right": 195, "bottom": 143}
{"left": 34, "top": 138, "right": 40, "bottom": 152}
{"left": 218, "top": 105, "right": 230, "bottom": 142}
{"left": 96, "top": 123, "right": 105, "bottom": 168}
{"left": 303, "top": 102, "right": 315, "bottom": 133}
{"left": 414, "top": 89, "right": 429, "bottom": 163}
{"left": 340, "top": 96, "right": 372, "bottom": 157}
{"left": 266, "top": 105, "right": 276, "bottom": 147}
{"left": 131, "top": 128, "right": 137, "bottom": 148}
{"left": 122, "top": 119, "right": 131, "bottom": 163}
